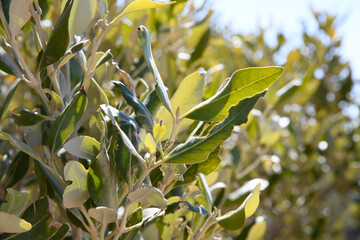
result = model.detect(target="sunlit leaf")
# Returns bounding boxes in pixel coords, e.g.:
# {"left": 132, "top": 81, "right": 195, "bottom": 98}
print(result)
{"left": 116, "top": 0, "right": 174, "bottom": 20}
{"left": 183, "top": 67, "right": 283, "bottom": 122}
{"left": 155, "top": 71, "right": 204, "bottom": 140}
{"left": 68, "top": 0, "right": 97, "bottom": 37}
{"left": 64, "top": 136, "right": 100, "bottom": 159}
{"left": 179, "top": 146, "right": 221, "bottom": 186}
{"left": 246, "top": 218, "right": 267, "bottom": 240}
{"left": 153, "top": 124, "right": 166, "bottom": 143}
{"left": 216, "top": 184, "right": 261, "bottom": 231}
{"left": 144, "top": 133, "right": 156, "bottom": 154}
{"left": 0, "top": 212, "right": 32, "bottom": 233}
{"left": 63, "top": 161, "right": 90, "bottom": 208}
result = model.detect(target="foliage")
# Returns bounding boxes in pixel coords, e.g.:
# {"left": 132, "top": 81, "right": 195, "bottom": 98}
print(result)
{"left": 0, "top": 0, "right": 284, "bottom": 239}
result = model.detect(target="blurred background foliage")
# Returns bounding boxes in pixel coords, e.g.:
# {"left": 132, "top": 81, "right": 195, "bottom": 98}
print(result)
{"left": 0, "top": 0, "right": 359, "bottom": 239}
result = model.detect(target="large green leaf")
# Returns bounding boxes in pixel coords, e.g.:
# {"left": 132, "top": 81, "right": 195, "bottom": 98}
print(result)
{"left": 0, "top": 78, "right": 20, "bottom": 119}
{"left": 11, "top": 107, "right": 53, "bottom": 126}
{"left": 63, "top": 161, "right": 90, "bottom": 208}
{"left": 165, "top": 92, "right": 265, "bottom": 164}
{"left": 113, "top": 81, "right": 154, "bottom": 132}
{"left": 63, "top": 136, "right": 100, "bottom": 160}
{"left": 0, "top": 189, "right": 28, "bottom": 216}
{"left": 155, "top": 71, "right": 204, "bottom": 140}
{"left": 0, "top": 197, "right": 69, "bottom": 239}
{"left": 183, "top": 67, "right": 283, "bottom": 122}
{"left": 39, "top": 0, "right": 74, "bottom": 69}
{"left": 0, "top": 131, "right": 66, "bottom": 197}
{"left": 216, "top": 184, "right": 261, "bottom": 231}
{"left": 3, "top": 151, "right": 30, "bottom": 188}
{"left": 0, "top": 47, "right": 22, "bottom": 78}
{"left": 137, "top": 25, "right": 174, "bottom": 116}
{"left": 87, "top": 125, "right": 118, "bottom": 210}
{"left": 178, "top": 146, "right": 221, "bottom": 186}
{"left": 48, "top": 91, "right": 87, "bottom": 155}
{"left": 0, "top": 212, "right": 32, "bottom": 234}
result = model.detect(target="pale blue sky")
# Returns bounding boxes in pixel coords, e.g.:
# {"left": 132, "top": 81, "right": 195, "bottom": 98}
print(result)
{"left": 195, "top": 0, "right": 360, "bottom": 80}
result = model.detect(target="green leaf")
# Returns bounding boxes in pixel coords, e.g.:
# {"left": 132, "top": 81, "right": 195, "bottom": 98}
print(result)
{"left": 155, "top": 71, "right": 204, "bottom": 140}
{"left": 0, "top": 131, "right": 66, "bottom": 197}
{"left": 127, "top": 185, "right": 167, "bottom": 208}
{"left": 178, "top": 146, "right": 221, "bottom": 186}
{"left": 3, "top": 151, "right": 30, "bottom": 188}
{"left": 63, "top": 136, "right": 100, "bottom": 160}
{"left": 39, "top": 0, "right": 74, "bottom": 69}
{"left": 0, "top": 47, "right": 22, "bottom": 78}
{"left": 88, "top": 207, "right": 118, "bottom": 224}
{"left": 194, "top": 173, "right": 213, "bottom": 212}
{"left": 183, "top": 67, "right": 284, "bottom": 122}
{"left": 48, "top": 91, "right": 87, "bottom": 155}
{"left": 0, "top": 212, "right": 32, "bottom": 233}
{"left": 11, "top": 107, "right": 53, "bottom": 126}
{"left": 165, "top": 92, "right": 265, "bottom": 164}
{"left": 0, "top": 197, "right": 69, "bottom": 239}
{"left": 0, "top": 78, "right": 20, "bottom": 119}
{"left": 63, "top": 161, "right": 90, "bottom": 208}
{"left": 116, "top": 0, "right": 174, "bottom": 20}
{"left": 216, "top": 184, "right": 261, "bottom": 231}
{"left": 87, "top": 125, "right": 118, "bottom": 210}
{"left": 8, "top": 0, "right": 32, "bottom": 37}
{"left": 120, "top": 208, "right": 143, "bottom": 240}
{"left": 113, "top": 81, "right": 154, "bottom": 132}
{"left": 0, "top": 189, "right": 28, "bottom": 216}
{"left": 246, "top": 218, "right": 267, "bottom": 240}
{"left": 137, "top": 25, "right": 174, "bottom": 116}
{"left": 68, "top": 0, "right": 96, "bottom": 37}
